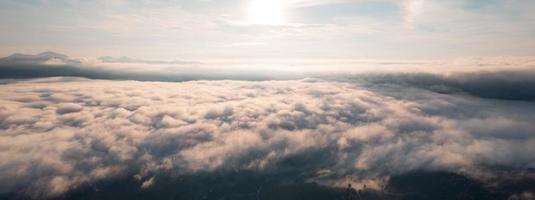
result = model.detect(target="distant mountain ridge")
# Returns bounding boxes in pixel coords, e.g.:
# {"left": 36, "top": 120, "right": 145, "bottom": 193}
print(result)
{"left": 99, "top": 56, "right": 201, "bottom": 65}
{"left": 0, "top": 51, "right": 284, "bottom": 81}
{"left": 0, "top": 51, "right": 74, "bottom": 65}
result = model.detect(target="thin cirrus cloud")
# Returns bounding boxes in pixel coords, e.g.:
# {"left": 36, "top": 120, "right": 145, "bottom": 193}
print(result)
{"left": 1, "top": 0, "right": 535, "bottom": 59}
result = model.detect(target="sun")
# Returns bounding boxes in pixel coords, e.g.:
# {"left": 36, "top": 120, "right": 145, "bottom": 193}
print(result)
{"left": 249, "top": 0, "right": 284, "bottom": 25}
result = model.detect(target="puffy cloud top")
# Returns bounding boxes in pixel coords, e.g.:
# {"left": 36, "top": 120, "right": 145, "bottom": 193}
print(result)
{"left": 1, "top": 77, "right": 534, "bottom": 198}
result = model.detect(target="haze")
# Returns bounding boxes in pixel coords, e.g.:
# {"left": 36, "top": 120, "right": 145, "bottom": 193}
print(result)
{"left": 1, "top": 1, "right": 535, "bottom": 200}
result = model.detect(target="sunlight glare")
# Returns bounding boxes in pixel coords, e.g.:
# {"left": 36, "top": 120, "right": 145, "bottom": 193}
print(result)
{"left": 249, "top": 0, "right": 284, "bottom": 25}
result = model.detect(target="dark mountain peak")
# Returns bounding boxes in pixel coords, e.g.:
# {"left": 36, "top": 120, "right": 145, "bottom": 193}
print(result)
{"left": 98, "top": 56, "right": 202, "bottom": 65}
{"left": 9, "top": 53, "right": 25, "bottom": 57}
{"left": 5, "top": 53, "right": 31, "bottom": 59}
{"left": 0, "top": 51, "right": 75, "bottom": 66}
{"left": 38, "top": 51, "right": 68, "bottom": 59}
{"left": 4, "top": 51, "right": 68, "bottom": 60}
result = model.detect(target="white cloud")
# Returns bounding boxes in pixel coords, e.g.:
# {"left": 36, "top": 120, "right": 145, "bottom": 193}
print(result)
{"left": 0, "top": 76, "right": 534, "bottom": 198}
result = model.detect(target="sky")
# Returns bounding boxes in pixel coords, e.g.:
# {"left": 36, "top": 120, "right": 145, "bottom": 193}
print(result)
{"left": 2, "top": 1, "right": 535, "bottom": 199}
{"left": 1, "top": 0, "right": 535, "bottom": 61}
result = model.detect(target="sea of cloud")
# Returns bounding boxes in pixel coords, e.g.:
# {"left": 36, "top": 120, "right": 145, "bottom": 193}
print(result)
{"left": 1, "top": 75, "right": 534, "bottom": 198}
